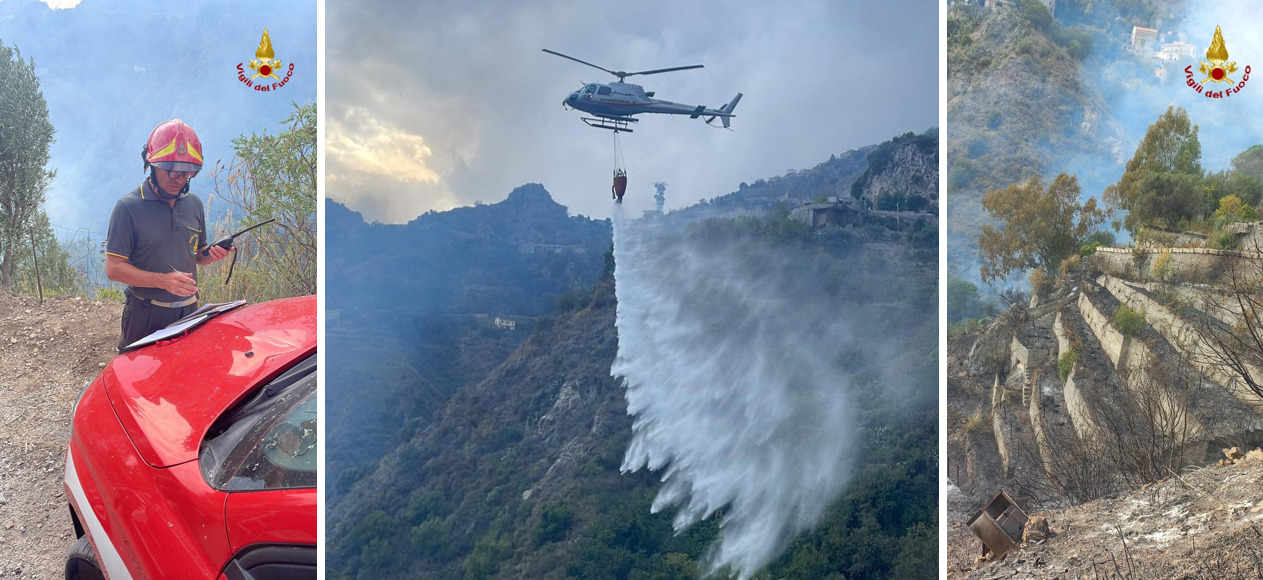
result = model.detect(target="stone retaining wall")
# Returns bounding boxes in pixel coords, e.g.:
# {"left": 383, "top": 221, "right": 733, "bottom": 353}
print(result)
{"left": 1093, "top": 246, "right": 1261, "bottom": 284}
{"left": 1098, "top": 275, "right": 1262, "bottom": 408}
{"left": 1054, "top": 310, "right": 1100, "bottom": 442}
{"left": 1077, "top": 292, "right": 1129, "bottom": 370}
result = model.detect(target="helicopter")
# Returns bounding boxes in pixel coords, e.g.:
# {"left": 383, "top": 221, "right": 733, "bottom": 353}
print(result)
{"left": 544, "top": 49, "right": 742, "bottom": 133}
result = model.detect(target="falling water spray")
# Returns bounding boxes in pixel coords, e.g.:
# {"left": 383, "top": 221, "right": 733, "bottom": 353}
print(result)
{"left": 610, "top": 207, "right": 857, "bottom": 579}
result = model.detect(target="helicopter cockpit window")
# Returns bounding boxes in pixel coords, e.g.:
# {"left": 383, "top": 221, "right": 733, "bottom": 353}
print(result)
{"left": 583, "top": 84, "right": 598, "bottom": 94}
{"left": 597, "top": 86, "right": 611, "bottom": 95}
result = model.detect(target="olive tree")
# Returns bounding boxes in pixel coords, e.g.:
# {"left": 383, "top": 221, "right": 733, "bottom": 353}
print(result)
{"left": 0, "top": 40, "right": 57, "bottom": 291}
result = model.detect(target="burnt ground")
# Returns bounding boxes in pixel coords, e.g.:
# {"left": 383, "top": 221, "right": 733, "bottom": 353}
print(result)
{"left": 0, "top": 295, "right": 121, "bottom": 579}
{"left": 948, "top": 449, "right": 1263, "bottom": 579}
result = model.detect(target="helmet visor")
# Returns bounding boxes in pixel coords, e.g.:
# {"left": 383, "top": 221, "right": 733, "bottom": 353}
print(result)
{"left": 152, "top": 161, "right": 201, "bottom": 176}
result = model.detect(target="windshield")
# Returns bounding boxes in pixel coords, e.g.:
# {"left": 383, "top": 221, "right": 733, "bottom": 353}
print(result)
{"left": 199, "top": 353, "right": 317, "bottom": 491}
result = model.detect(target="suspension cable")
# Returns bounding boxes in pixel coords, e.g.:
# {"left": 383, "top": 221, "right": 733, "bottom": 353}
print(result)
{"left": 613, "top": 131, "right": 626, "bottom": 174}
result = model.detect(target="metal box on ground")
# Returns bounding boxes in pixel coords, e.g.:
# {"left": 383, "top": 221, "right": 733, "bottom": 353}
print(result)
{"left": 965, "top": 490, "right": 1029, "bottom": 557}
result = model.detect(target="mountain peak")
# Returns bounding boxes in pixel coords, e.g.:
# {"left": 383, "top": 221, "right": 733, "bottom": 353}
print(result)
{"left": 503, "top": 183, "right": 561, "bottom": 208}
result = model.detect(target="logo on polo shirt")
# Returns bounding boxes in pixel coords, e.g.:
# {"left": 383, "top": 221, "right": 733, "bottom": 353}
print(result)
{"left": 1184, "top": 25, "right": 1250, "bottom": 99}
{"left": 187, "top": 226, "right": 201, "bottom": 255}
{"left": 236, "top": 29, "right": 295, "bottom": 93}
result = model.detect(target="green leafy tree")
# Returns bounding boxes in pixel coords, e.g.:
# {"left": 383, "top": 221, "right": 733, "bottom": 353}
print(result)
{"left": 1201, "top": 169, "right": 1262, "bottom": 223}
{"left": 0, "top": 40, "right": 57, "bottom": 292}
{"left": 979, "top": 173, "right": 1106, "bottom": 283}
{"left": 204, "top": 102, "right": 316, "bottom": 301}
{"left": 1104, "top": 107, "right": 1203, "bottom": 233}
{"left": 1020, "top": 0, "right": 1053, "bottom": 31}
{"left": 947, "top": 277, "right": 991, "bottom": 324}
{"left": 1230, "top": 144, "right": 1263, "bottom": 180}
{"left": 1211, "top": 194, "right": 1257, "bottom": 228}
{"left": 534, "top": 503, "right": 575, "bottom": 546}
{"left": 1129, "top": 171, "right": 1202, "bottom": 228}
{"left": 1223, "top": 170, "right": 1263, "bottom": 208}
{"left": 346, "top": 510, "right": 396, "bottom": 572}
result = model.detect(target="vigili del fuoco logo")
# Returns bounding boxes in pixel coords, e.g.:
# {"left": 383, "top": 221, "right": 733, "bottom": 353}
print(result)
{"left": 1185, "top": 25, "right": 1250, "bottom": 98}
{"left": 236, "top": 29, "right": 295, "bottom": 92}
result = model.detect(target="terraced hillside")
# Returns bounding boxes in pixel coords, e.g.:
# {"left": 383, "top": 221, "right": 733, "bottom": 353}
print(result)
{"left": 947, "top": 236, "right": 1263, "bottom": 573}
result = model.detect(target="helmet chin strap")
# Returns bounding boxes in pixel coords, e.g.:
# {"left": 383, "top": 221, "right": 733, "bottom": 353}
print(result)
{"left": 148, "top": 169, "right": 190, "bottom": 199}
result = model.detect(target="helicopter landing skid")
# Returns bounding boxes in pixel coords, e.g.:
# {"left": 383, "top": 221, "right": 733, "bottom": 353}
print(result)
{"left": 581, "top": 116, "right": 637, "bottom": 133}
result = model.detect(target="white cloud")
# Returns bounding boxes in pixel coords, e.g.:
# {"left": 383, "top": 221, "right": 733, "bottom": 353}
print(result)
{"left": 39, "top": 0, "right": 83, "bottom": 9}
{"left": 327, "top": 107, "right": 442, "bottom": 185}
{"left": 327, "top": 107, "right": 464, "bottom": 223}
{"left": 327, "top": 0, "right": 938, "bottom": 222}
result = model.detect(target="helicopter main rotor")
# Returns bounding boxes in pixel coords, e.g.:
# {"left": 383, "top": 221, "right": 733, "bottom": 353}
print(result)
{"left": 542, "top": 48, "right": 703, "bottom": 82}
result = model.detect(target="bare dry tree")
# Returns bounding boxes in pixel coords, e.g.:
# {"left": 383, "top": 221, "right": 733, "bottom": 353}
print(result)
{"left": 1098, "top": 347, "right": 1204, "bottom": 487}
{"left": 1008, "top": 346, "right": 1207, "bottom": 507}
{"left": 1006, "top": 417, "right": 1121, "bottom": 508}
{"left": 1184, "top": 250, "right": 1263, "bottom": 402}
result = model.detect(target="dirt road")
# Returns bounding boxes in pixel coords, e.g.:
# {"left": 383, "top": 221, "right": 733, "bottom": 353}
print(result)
{"left": 0, "top": 295, "right": 120, "bottom": 579}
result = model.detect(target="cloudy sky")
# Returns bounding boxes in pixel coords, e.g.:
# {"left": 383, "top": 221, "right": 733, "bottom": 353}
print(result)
{"left": 0, "top": 0, "right": 315, "bottom": 244}
{"left": 327, "top": 0, "right": 938, "bottom": 223}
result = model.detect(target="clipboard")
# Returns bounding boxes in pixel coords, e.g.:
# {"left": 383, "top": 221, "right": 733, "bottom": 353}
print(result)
{"left": 123, "top": 300, "right": 249, "bottom": 351}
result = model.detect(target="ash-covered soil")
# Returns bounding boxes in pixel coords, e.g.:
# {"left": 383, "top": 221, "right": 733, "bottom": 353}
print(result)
{"left": 0, "top": 295, "right": 120, "bottom": 579}
{"left": 948, "top": 449, "right": 1263, "bottom": 579}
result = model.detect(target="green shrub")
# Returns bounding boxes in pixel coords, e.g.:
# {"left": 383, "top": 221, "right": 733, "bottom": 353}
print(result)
{"left": 1114, "top": 304, "right": 1146, "bottom": 337}
{"left": 1058, "top": 349, "right": 1078, "bottom": 384}
{"left": 464, "top": 537, "right": 509, "bottom": 580}
{"left": 987, "top": 110, "right": 1003, "bottom": 129}
{"left": 1211, "top": 230, "right": 1238, "bottom": 250}
{"left": 555, "top": 290, "right": 585, "bottom": 312}
{"left": 534, "top": 503, "right": 575, "bottom": 546}
{"left": 411, "top": 518, "right": 456, "bottom": 561}
{"left": 1016, "top": 38, "right": 1036, "bottom": 57}
{"left": 97, "top": 287, "right": 126, "bottom": 302}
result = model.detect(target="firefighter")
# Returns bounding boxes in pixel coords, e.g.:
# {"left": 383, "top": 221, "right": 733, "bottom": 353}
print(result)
{"left": 105, "top": 120, "right": 231, "bottom": 352}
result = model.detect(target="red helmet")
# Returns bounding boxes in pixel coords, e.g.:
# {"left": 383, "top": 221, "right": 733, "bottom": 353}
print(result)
{"left": 142, "top": 119, "right": 203, "bottom": 174}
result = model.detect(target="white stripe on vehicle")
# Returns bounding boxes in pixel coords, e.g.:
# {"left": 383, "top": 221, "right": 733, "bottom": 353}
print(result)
{"left": 65, "top": 448, "right": 135, "bottom": 580}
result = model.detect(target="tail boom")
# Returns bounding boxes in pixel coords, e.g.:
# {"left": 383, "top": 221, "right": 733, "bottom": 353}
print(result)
{"left": 705, "top": 92, "right": 743, "bottom": 128}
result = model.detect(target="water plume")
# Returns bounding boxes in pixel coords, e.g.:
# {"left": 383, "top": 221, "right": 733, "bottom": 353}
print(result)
{"left": 610, "top": 207, "right": 857, "bottom": 579}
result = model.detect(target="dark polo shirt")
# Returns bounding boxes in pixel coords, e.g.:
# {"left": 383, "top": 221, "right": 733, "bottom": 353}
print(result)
{"left": 106, "top": 180, "right": 207, "bottom": 303}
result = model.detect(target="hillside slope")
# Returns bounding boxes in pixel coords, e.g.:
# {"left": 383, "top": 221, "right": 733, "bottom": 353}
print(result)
{"left": 325, "top": 137, "right": 939, "bottom": 580}
{"left": 329, "top": 218, "right": 939, "bottom": 579}
{"left": 669, "top": 127, "right": 936, "bottom": 223}
{"left": 325, "top": 186, "right": 611, "bottom": 493}
{"left": 947, "top": 3, "right": 1119, "bottom": 280}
